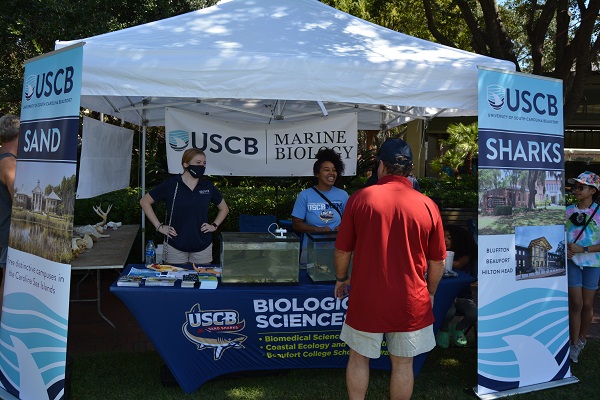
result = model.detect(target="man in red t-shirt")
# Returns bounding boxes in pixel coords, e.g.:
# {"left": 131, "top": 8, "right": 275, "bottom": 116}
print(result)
{"left": 334, "top": 138, "right": 446, "bottom": 400}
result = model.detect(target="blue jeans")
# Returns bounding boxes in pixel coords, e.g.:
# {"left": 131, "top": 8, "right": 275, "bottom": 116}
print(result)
{"left": 567, "top": 259, "right": 600, "bottom": 290}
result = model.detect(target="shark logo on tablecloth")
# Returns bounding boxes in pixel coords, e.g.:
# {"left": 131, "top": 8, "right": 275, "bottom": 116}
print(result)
{"left": 182, "top": 304, "right": 247, "bottom": 360}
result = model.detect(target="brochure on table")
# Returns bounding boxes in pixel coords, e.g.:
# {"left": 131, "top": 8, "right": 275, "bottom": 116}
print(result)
{"left": 122, "top": 266, "right": 221, "bottom": 289}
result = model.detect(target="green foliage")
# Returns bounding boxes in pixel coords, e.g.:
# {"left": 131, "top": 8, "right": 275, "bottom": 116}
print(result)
{"left": 210, "top": 186, "right": 297, "bottom": 232}
{"left": 494, "top": 205, "right": 513, "bottom": 216}
{"left": 321, "top": 0, "right": 472, "bottom": 50}
{"left": 141, "top": 126, "right": 169, "bottom": 188}
{"left": 74, "top": 188, "right": 143, "bottom": 226}
{"left": 0, "top": 0, "right": 219, "bottom": 113}
{"left": 210, "top": 178, "right": 368, "bottom": 231}
{"left": 73, "top": 176, "right": 374, "bottom": 237}
{"left": 73, "top": 173, "right": 476, "bottom": 238}
{"left": 430, "top": 122, "right": 478, "bottom": 176}
{"left": 418, "top": 175, "right": 478, "bottom": 208}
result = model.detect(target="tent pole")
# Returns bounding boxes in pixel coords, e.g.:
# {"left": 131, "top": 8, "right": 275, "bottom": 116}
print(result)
{"left": 141, "top": 115, "right": 147, "bottom": 260}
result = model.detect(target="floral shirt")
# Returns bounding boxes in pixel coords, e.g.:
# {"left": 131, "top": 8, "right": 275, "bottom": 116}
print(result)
{"left": 566, "top": 203, "right": 600, "bottom": 267}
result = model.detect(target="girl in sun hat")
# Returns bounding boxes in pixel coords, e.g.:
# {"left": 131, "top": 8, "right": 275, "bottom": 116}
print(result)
{"left": 566, "top": 171, "right": 600, "bottom": 363}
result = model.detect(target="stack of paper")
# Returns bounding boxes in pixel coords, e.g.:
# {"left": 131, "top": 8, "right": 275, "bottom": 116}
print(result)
{"left": 117, "top": 276, "right": 143, "bottom": 287}
{"left": 198, "top": 274, "right": 218, "bottom": 289}
{"left": 145, "top": 277, "right": 177, "bottom": 286}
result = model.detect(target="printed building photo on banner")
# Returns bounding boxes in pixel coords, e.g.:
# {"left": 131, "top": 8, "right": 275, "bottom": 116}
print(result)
{"left": 479, "top": 169, "right": 565, "bottom": 235}
{"left": 515, "top": 225, "right": 566, "bottom": 280}
{"left": 9, "top": 161, "right": 75, "bottom": 263}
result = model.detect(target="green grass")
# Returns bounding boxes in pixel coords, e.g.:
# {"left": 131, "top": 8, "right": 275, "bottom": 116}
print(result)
{"left": 479, "top": 208, "right": 566, "bottom": 235}
{"left": 71, "top": 340, "right": 600, "bottom": 399}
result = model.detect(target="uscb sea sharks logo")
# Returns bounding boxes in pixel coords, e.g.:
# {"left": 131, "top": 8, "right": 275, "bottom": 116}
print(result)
{"left": 182, "top": 304, "right": 247, "bottom": 360}
{"left": 487, "top": 84, "right": 505, "bottom": 110}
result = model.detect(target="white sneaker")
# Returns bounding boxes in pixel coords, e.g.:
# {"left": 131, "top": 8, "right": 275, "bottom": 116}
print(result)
{"left": 570, "top": 344, "right": 581, "bottom": 363}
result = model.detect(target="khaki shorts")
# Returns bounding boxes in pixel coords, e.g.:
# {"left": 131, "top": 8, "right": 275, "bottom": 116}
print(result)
{"left": 163, "top": 242, "right": 213, "bottom": 265}
{"left": 340, "top": 322, "right": 435, "bottom": 359}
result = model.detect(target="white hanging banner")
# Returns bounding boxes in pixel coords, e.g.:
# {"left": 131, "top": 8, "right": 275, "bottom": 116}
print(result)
{"left": 165, "top": 108, "right": 357, "bottom": 176}
{"left": 77, "top": 116, "right": 133, "bottom": 199}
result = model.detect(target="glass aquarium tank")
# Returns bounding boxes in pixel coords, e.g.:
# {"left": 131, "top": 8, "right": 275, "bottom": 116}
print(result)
{"left": 220, "top": 232, "right": 300, "bottom": 284}
{"left": 305, "top": 232, "right": 351, "bottom": 282}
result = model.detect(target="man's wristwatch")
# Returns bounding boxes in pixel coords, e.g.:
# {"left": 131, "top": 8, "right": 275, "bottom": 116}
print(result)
{"left": 211, "top": 222, "right": 218, "bottom": 229}
{"left": 335, "top": 275, "right": 348, "bottom": 282}
{"left": 583, "top": 246, "right": 589, "bottom": 254}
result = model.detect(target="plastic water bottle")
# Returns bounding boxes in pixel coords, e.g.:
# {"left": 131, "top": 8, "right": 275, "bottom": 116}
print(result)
{"left": 145, "top": 240, "right": 156, "bottom": 267}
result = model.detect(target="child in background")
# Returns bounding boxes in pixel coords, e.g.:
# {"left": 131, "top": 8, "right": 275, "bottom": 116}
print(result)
{"left": 566, "top": 171, "right": 600, "bottom": 363}
{"left": 436, "top": 225, "right": 477, "bottom": 348}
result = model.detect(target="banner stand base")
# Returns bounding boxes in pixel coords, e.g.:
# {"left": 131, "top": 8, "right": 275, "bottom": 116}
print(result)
{"left": 473, "top": 376, "right": 579, "bottom": 399}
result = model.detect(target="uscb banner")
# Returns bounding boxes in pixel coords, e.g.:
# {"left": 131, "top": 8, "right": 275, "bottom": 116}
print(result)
{"left": 165, "top": 108, "right": 357, "bottom": 176}
{"left": 0, "top": 43, "right": 82, "bottom": 400}
{"left": 476, "top": 68, "right": 577, "bottom": 397}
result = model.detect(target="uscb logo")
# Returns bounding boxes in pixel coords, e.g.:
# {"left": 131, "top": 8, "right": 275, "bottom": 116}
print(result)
{"left": 486, "top": 84, "right": 559, "bottom": 116}
{"left": 24, "top": 75, "right": 37, "bottom": 102}
{"left": 183, "top": 304, "right": 247, "bottom": 360}
{"left": 487, "top": 85, "right": 505, "bottom": 110}
{"left": 23, "top": 66, "right": 75, "bottom": 102}
{"left": 168, "top": 130, "right": 190, "bottom": 152}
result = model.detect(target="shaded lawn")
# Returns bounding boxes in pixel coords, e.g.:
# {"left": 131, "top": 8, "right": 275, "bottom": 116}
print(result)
{"left": 71, "top": 339, "right": 599, "bottom": 399}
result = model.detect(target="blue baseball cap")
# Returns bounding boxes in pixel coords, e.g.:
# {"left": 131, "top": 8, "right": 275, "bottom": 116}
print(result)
{"left": 378, "top": 138, "right": 413, "bottom": 165}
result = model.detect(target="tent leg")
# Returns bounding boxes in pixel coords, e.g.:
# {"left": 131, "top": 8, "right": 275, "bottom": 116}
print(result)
{"left": 141, "top": 122, "right": 147, "bottom": 259}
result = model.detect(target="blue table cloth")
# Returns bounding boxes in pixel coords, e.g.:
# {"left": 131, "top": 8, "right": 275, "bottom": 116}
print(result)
{"left": 110, "top": 265, "right": 474, "bottom": 393}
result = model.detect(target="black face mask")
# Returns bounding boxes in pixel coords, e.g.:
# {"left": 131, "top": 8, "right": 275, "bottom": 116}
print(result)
{"left": 569, "top": 212, "right": 587, "bottom": 227}
{"left": 187, "top": 165, "right": 205, "bottom": 179}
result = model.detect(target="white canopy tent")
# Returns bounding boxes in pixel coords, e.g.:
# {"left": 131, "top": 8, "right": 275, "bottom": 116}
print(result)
{"left": 55, "top": 0, "right": 515, "bottom": 244}
{"left": 55, "top": 0, "right": 515, "bottom": 129}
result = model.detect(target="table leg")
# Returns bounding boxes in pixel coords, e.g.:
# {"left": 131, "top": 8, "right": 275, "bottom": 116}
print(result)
{"left": 96, "top": 270, "right": 116, "bottom": 331}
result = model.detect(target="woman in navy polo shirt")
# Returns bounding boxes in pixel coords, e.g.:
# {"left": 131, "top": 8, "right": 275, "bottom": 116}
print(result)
{"left": 140, "top": 148, "right": 229, "bottom": 265}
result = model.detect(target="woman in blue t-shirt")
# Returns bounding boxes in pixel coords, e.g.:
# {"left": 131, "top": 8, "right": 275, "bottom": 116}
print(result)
{"left": 140, "top": 148, "right": 229, "bottom": 265}
{"left": 291, "top": 148, "right": 348, "bottom": 264}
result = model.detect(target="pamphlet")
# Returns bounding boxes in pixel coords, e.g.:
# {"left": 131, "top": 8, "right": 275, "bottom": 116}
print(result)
{"left": 198, "top": 274, "right": 218, "bottom": 289}
{"left": 145, "top": 277, "right": 177, "bottom": 287}
{"left": 128, "top": 267, "right": 159, "bottom": 277}
{"left": 117, "top": 275, "right": 143, "bottom": 287}
{"left": 181, "top": 274, "right": 200, "bottom": 288}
